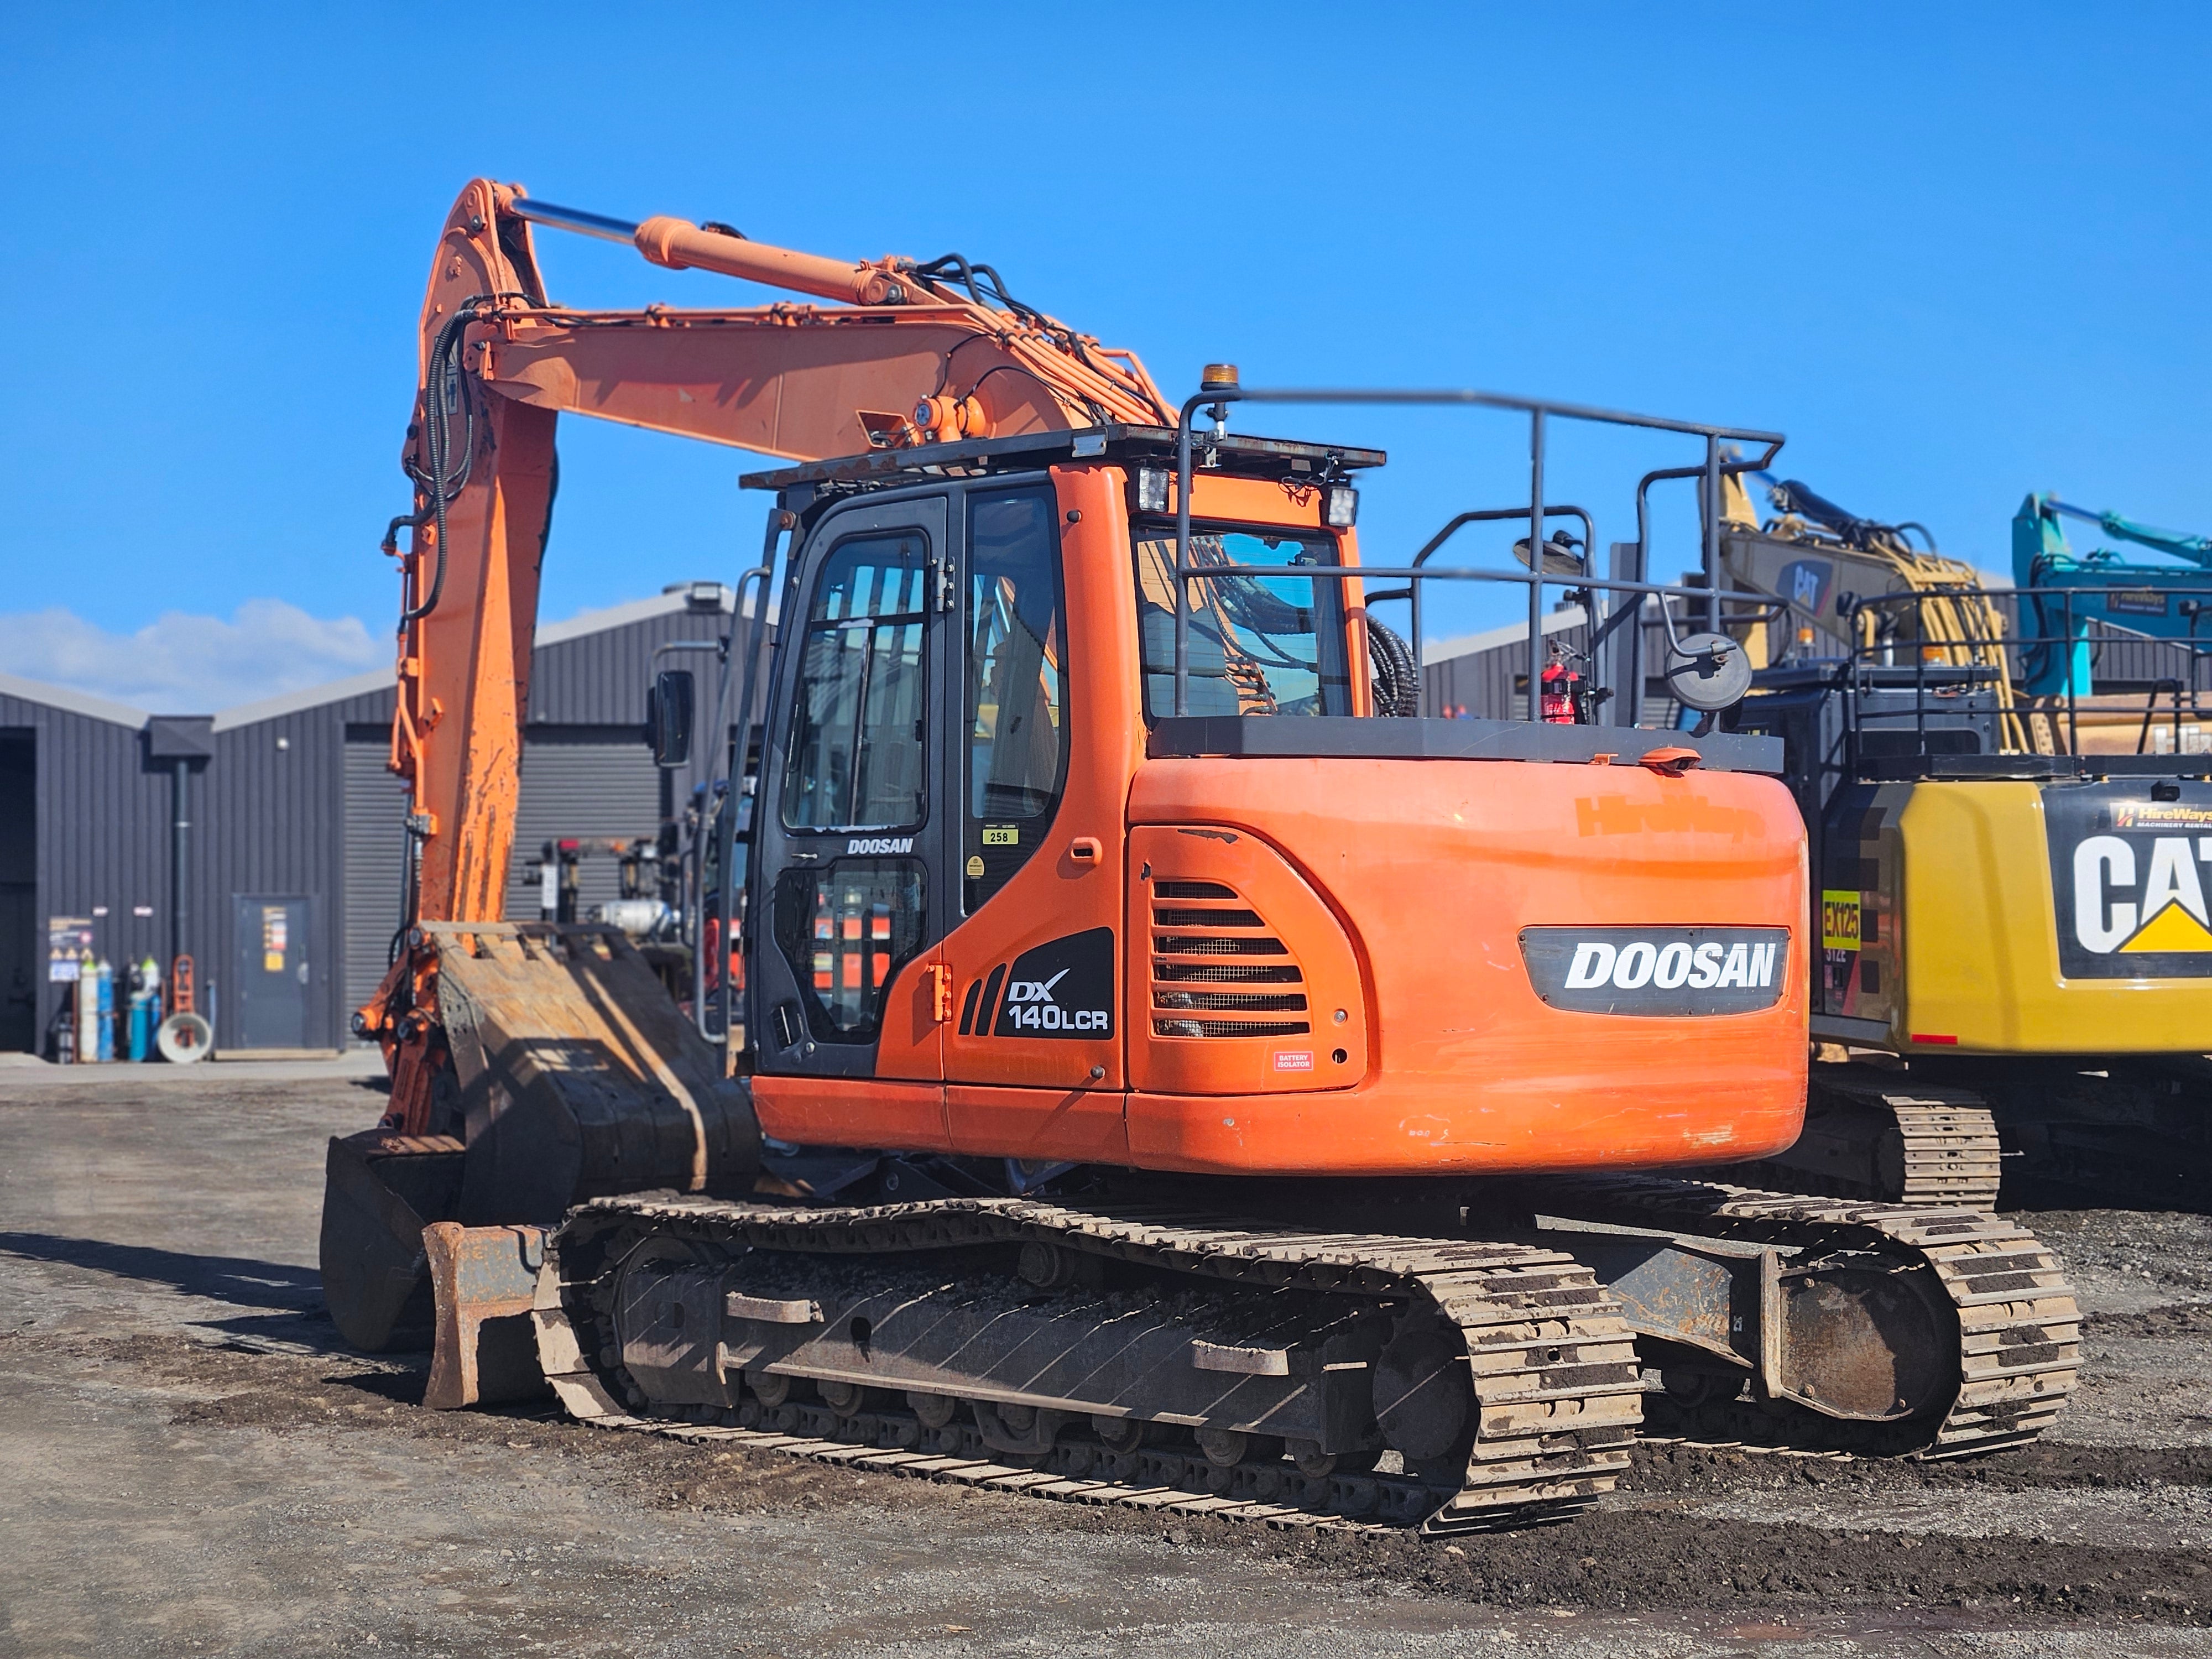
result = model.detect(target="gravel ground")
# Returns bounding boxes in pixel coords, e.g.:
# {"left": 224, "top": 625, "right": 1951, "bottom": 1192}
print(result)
{"left": 2, "top": 1060, "right": 2209, "bottom": 1658}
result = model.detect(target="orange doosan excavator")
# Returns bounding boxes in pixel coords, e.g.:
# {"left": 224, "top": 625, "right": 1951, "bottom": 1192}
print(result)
{"left": 321, "top": 179, "right": 2078, "bottom": 1535}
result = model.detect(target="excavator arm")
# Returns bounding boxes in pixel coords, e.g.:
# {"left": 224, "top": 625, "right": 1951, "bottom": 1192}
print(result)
{"left": 388, "top": 178, "right": 1166, "bottom": 930}
{"left": 327, "top": 181, "right": 1167, "bottom": 1355}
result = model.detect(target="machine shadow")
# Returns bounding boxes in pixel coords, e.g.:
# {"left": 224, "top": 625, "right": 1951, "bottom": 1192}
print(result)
{"left": 0, "top": 1230, "right": 362, "bottom": 1351}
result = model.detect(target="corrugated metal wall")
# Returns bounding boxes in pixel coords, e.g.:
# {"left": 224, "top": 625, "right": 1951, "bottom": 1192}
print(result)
{"left": 8, "top": 589, "right": 746, "bottom": 1055}
{"left": 1423, "top": 615, "right": 1680, "bottom": 727}
{"left": 0, "top": 692, "right": 175, "bottom": 1056}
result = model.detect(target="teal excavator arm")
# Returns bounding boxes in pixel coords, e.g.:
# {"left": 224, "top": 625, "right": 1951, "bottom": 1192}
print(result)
{"left": 2012, "top": 492, "right": 2212, "bottom": 696}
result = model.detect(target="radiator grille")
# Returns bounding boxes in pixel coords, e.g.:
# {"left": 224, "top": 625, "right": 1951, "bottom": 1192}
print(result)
{"left": 1154, "top": 990, "right": 1309, "bottom": 1013}
{"left": 1152, "top": 935, "right": 1288, "bottom": 957}
{"left": 1152, "top": 962, "right": 1303, "bottom": 984}
{"left": 1154, "top": 1018, "right": 1311, "bottom": 1039}
{"left": 1152, "top": 907, "right": 1266, "bottom": 930}
{"left": 1149, "top": 880, "right": 1311, "bottom": 1040}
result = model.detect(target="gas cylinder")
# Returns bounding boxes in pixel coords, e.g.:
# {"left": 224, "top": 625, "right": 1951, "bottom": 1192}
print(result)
{"left": 127, "top": 960, "right": 152, "bottom": 1062}
{"left": 95, "top": 958, "right": 115, "bottom": 1062}
{"left": 75, "top": 950, "right": 97, "bottom": 1062}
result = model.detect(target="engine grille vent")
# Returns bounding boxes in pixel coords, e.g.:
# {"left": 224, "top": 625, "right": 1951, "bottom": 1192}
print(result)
{"left": 1155, "top": 991, "right": 1308, "bottom": 1013}
{"left": 1153, "top": 936, "right": 1288, "bottom": 957}
{"left": 1154, "top": 1018, "right": 1311, "bottom": 1039}
{"left": 1152, "top": 907, "right": 1265, "bottom": 930}
{"left": 1152, "top": 962, "right": 1302, "bottom": 984}
{"left": 1150, "top": 883, "right": 1312, "bottom": 1040}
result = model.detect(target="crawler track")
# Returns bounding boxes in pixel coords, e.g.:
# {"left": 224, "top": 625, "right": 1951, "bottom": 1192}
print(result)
{"left": 1738, "top": 1071, "right": 2005, "bottom": 1208}
{"left": 1540, "top": 1176, "right": 2078, "bottom": 1457}
{"left": 533, "top": 1193, "right": 1645, "bottom": 1534}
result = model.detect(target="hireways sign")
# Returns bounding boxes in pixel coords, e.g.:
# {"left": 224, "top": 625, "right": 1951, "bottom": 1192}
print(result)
{"left": 2046, "top": 786, "right": 2212, "bottom": 979}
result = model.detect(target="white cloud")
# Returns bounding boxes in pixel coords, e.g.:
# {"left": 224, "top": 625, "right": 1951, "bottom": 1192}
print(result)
{"left": 0, "top": 601, "right": 384, "bottom": 712}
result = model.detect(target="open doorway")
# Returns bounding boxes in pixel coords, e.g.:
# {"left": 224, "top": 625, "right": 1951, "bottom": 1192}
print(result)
{"left": 0, "top": 732, "right": 34, "bottom": 1051}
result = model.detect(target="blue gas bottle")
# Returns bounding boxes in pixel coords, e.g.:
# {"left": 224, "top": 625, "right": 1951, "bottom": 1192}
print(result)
{"left": 95, "top": 958, "right": 115, "bottom": 1062}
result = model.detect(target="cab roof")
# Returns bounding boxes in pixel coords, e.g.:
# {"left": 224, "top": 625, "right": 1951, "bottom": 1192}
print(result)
{"left": 738, "top": 424, "right": 1387, "bottom": 495}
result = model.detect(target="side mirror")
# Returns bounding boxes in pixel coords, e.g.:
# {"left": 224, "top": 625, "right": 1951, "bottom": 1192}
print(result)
{"left": 646, "top": 669, "right": 695, "bottom": 768}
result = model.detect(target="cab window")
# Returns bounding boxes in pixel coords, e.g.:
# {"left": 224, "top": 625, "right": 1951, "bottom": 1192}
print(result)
{"left": 1131, "top": 524, "right": 1351, "bottom": 718}
{"left": 780, "top": 533, "right": 929, "bottom": 831}
{"left": 964, "top": 489, "right": 1067, "bottom": 910}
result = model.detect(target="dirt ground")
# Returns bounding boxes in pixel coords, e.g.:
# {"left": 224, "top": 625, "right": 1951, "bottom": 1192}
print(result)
{"left": 2, "top": 1058, "right": 2210, "bottom": 1657}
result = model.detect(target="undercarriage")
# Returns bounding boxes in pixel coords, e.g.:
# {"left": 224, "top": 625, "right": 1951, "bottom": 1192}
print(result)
{"left": 487, "top": 1169, "right": 2079, "bottom": 1535}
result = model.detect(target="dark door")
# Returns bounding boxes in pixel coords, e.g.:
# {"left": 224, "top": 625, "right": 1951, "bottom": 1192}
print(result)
{"left": 749, "top": 494, "right": 952, "bottom": 1081}
{"left": 0, "top": 732, "right": 33, "bottom": 1052}
{"left": 233, "top": 895, "right": 314, "bottom": 1048}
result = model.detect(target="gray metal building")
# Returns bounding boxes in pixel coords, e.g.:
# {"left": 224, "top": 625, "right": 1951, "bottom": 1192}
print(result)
{"left": 0, "top": 585, "right": 742, "bottom": 1057}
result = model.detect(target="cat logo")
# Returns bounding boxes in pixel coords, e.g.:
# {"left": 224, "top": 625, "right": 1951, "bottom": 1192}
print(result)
{"left": 1779, "top": 558, "right": 1834, "bottom": 618}
{"left": 2046, "top": 785, "right": 2212, "bottom": 978}
{"left": 2070, "top": 836, "right": 2212, "bottom": 955}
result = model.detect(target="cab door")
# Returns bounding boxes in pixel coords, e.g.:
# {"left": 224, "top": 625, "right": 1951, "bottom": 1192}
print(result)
{"left": 748, "top": 493, "right": 954, "bottom": 1151}
{"left": 941, "top": 481, "right": 1128, "bottom": 1165}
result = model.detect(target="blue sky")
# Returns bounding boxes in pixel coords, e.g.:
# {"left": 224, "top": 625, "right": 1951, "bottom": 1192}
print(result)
{"left": 2, "top": 4, "right": 2206, "bottom": 707}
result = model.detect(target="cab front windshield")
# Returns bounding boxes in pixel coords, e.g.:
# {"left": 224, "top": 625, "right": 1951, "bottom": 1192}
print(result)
{"left": 1133, "top": 524, "right": 1352, "bottom": 718}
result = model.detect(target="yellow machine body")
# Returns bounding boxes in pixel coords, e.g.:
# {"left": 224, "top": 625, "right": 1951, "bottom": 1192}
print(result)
{"left": 1824, "top": 779, "right": 2212, "bottom": 1055}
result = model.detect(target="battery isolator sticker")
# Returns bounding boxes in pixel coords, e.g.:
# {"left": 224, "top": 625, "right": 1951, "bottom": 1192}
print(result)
{"left": 2045, "top": 785, "right": 2212, "bottom": 978}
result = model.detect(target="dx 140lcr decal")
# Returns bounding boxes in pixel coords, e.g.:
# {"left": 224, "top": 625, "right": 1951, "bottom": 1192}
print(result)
{"left": 2044, "top": 785, "right": 2212, "bottom": 978}
{"left": 958, "top": 927, "right": 1116, "bottom": 1040}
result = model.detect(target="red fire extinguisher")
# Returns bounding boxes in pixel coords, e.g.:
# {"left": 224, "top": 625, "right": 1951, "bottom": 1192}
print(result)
{"left": 1540, "top": 658, "right": 1580, "bottom": 724}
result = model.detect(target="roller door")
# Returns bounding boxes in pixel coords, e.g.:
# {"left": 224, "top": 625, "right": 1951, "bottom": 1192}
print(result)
{"left": 343, "top": 739, "right": 409, "bottom": 1036}
{"left": 505, "top": 730, "right": 664, "bottom": 923}
{"left": 343, "top": 729, "right": 659, "bottom": 1040}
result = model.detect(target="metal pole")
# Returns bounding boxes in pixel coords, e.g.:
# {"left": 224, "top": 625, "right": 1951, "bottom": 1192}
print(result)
{"left": 170, "top": 759, "right": 189, "bottom": 973}
{"left": 1527, "top": 411, "right": 1546, "bottom": 721}
{"left": 1174, "top": 417, "right": 1193, "bottom": 717}
{"left": 1703, "top": 435, "right": 1721, "bottom": 634}
{"left": 707, "top": 512, "right": 789, "bottom": 1054}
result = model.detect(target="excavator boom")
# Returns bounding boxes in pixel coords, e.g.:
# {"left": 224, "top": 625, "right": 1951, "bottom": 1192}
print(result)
{"left": 389, "top": 179, "right": 1166, "bottom": 930}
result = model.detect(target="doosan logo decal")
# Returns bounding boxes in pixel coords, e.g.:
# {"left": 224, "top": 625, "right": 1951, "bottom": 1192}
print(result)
{"left": 1519, "top": 926, "right": 1789, "bottom": 1017}
{"left": 846, "top": 836, "right": 915, "bottom": 855}
{"left": 1563, "top": 938, "right": 1778, "bottom": 992}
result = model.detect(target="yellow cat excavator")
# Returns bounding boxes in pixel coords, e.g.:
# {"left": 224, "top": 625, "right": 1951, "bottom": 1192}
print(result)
{"left": 319, "top": 180, "right": 2077, "bottom": 1537}
{"left": 1716, "top": 477, "right": 2212, "bottom": 1207}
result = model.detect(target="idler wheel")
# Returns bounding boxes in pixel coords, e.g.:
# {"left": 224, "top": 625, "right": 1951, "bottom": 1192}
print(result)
{"left": 1779, "top": 1262, "right": 1952, "bottom": 1421}
{"left": 1373, "top": 1325, "right": 1471, "bottom": 1462}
